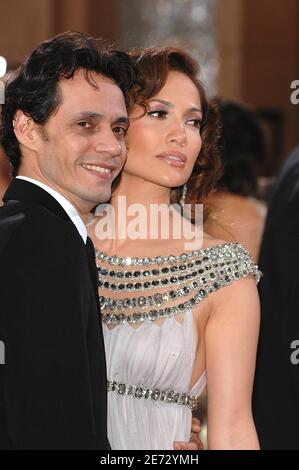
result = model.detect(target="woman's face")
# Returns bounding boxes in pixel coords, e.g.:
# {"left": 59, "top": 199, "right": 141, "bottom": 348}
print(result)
{"left": 123, "top": 70, "right": 203, "bottom": 188}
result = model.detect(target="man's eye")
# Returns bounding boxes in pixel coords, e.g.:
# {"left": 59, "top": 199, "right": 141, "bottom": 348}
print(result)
{"left": 113, "top": 127, "right": 127, "bottom": 136}
{"left": 78, "top": 121, "right": 92, "bottom": 128}
{"left": 148, "top": 110, "right": 168, "bottom": 118}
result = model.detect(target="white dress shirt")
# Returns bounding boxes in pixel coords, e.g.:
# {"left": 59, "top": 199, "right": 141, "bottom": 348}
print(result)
{"left": 16, "top": 176, "right": 87, "bottom": 244}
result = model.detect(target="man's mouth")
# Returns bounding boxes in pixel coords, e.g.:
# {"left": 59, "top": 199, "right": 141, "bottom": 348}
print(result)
{"left": 81, "top": 164, "right": 113, "bottom": 174}
{"left": 80, "top": 163, "right": 117, "bottom": 181}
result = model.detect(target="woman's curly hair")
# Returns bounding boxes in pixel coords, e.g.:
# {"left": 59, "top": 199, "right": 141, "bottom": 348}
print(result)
{"left": 112, "top": 46, "right": 222, "bottom": 223}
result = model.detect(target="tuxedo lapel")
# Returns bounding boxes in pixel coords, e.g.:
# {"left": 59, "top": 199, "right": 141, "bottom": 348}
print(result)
{"left": 1, "top": 178, "right": 108, "bottom": 449}
{"left": 3, "top": 179, "right": 72, "bottom": 224}
{"left": 4, "top": 179, "right": 101, "bottom": 302}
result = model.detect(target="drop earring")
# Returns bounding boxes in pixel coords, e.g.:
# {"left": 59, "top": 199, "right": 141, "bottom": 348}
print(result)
{"left": 180, "top": 183, "right": 187, "bottom": 207}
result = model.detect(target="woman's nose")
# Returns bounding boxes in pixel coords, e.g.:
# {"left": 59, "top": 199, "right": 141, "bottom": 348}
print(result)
{"left": 166, "top": 121, "right": 187, "bottom": 147}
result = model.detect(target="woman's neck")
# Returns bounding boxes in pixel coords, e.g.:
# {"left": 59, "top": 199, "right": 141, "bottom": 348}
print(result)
{"left": 92, "top": 174, "right": 188, "bottom": 252}
{"left": 110, "top": 174, "right": 171, "bottom": 209}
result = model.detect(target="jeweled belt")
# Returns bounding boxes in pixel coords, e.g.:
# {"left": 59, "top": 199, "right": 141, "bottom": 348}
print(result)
{"left": 107, "top": 380, "right": 200, "bottom": 411}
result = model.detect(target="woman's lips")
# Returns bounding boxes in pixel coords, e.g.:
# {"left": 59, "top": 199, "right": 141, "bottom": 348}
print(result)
{"left": 156, "top": 155, "right": 186, "bottom": 167}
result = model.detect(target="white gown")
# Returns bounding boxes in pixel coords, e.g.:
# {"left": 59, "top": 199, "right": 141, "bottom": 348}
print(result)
{"left": 103, "top": 309, "right": 206, "bottom": 450}
{"left": 97, "top": 242, "right": 261, "bottom": 450}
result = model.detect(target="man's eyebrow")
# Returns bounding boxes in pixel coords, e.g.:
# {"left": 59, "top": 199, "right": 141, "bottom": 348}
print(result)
{"left": 74, "top": 111, "right": 102, "bottom": 120}
{"left": 113, "top": 116, "right": 129, "bottom": 126}
{"left": 73, "top": 112, "right": 129, "bottom": 125}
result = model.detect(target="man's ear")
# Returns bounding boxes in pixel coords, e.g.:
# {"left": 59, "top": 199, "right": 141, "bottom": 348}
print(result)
{"left": 13, "top": 110, "right": 40, "bottom": 152}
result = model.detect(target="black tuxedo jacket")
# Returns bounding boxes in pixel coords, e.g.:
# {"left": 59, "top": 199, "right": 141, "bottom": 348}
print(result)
{"left": 253, "top": 146, "right": 299, "bottom": 449}
{"left": 0, "top": 179, "right": 109, "bottom": 449}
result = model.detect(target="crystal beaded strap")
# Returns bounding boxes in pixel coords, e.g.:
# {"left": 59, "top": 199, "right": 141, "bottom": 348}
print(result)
{"left": 95, "top": 242, "right": 259, "bottom": 270}
{"left": 100, "top": 281, "right": 204, "bottom": 311}
{"left": 97, "top": 260, "right": 213, "bottom": 292}
{"left": 96, "top": 249, "right": 196, "bottom": 267}
{"left": 96, "top": 242, "right": 252, "bottom": 267}
{"left": 98, "top": 243, "right": 262, "bottom": 326}
{"left": 107, "top": 380, "right": 200, "bottom": 411}
{"left": 101, "top": 268, "right": 261, "bottom": 326}
{"left": 97, "top": 257, "right": 203, "bottom": 279}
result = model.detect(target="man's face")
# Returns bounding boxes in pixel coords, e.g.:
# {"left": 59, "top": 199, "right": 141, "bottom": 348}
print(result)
{"left": 34, "top": 70, "right": 128, "bottom": 212}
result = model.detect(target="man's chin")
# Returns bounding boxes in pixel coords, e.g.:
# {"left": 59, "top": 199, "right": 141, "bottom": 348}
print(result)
{"left": 88, "top": 189, "right": 112, "bottom": 206}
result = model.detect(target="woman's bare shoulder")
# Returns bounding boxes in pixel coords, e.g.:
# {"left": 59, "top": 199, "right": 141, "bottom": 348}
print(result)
{"left": 201, "top": 232, "right": 229, "bottom": 250}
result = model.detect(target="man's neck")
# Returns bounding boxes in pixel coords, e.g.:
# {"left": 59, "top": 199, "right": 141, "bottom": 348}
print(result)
{"left": 17, "top": 174, "right": 92, "bottom": 224}
{"left": 19, "top": 169, "right": 93, "bottom": 221}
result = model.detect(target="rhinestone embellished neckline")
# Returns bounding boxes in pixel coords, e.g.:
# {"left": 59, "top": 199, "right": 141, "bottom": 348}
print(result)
{"left": 96, "top": 243, "right": 262, "bottom": 326}
{"left": 96, "top": 242, "right": 241, "bottom": 267}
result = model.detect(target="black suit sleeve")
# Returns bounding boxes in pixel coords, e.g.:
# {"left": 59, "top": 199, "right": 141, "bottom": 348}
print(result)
{"left": 0, "top": 209, "right": 101, "bottom": 449}
{"left": 270, "top": 193, "right": 299, "bottom": 393}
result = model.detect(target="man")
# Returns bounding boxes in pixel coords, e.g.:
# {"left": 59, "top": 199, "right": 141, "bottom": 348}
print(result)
{"left": 253, "top": 145, "right": 299, "bottom": 449}
{"left": 0, "top": 31, "right": 201, "bottom": 451}
{"left": 0, "top": 31, "right": 135, "bottom": 449}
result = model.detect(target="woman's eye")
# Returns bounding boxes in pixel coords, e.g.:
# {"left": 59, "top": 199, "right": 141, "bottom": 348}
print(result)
{"left": 148, "top": 110, "right": 168, "bottom": 118}
{"left": 187, "top": 119, "right": 202, "bottom": 129}
{"left": 78, "top": 121, "right": 92, "bottom": 129}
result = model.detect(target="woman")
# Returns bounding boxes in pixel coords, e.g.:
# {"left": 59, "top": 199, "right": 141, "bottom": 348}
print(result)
{"left": 88, "top": 47, "right": 261, "bottom": 450}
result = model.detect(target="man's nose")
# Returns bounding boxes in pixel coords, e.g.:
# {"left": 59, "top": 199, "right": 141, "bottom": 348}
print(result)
{"left": 94, "top": 128, "right": 123, "bottom": 157}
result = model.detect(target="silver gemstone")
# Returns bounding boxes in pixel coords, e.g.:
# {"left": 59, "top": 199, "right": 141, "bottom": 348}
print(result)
{"left": 138, "top": 297, "right": 146, "bottom": 307}
{"left": 118, "top": 383, "right": 126, "bottom": 395}
{"left": 152, "top": 389, "right": 160, "bottom": 401}
{"left": 135, "top": 387, "right": 143, "bottom": 398}
{"left": 153, "top": 293, "right": 163, "bottom": 305}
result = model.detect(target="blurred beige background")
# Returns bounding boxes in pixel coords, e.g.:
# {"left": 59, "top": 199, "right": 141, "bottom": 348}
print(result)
{"left": 1, "top": 0, "right": 298, "bottom": 172}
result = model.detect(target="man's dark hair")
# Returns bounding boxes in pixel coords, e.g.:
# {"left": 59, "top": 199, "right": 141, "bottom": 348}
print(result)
{"left": 0, "top": 31, "right": 137, "bottom": 176}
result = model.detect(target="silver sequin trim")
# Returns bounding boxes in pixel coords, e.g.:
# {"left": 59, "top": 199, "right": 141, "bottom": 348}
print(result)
{"left": 107, "top": 380, "right": 200, "bottom": 411}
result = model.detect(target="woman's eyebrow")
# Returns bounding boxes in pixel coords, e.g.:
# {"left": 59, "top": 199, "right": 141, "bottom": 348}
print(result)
{"left": 188, "top": 106, "right": 203, "bottom": 114}
{"left": 148, "top": 99, "right": 174, "bottom": 108}
{"left": 148, "top": 100, "right": 202, "bottom": 115}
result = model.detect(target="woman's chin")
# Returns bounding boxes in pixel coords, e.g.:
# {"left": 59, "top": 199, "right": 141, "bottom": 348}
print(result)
{"left": 118, "top": 169, "right": 189, "bottom": 189}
